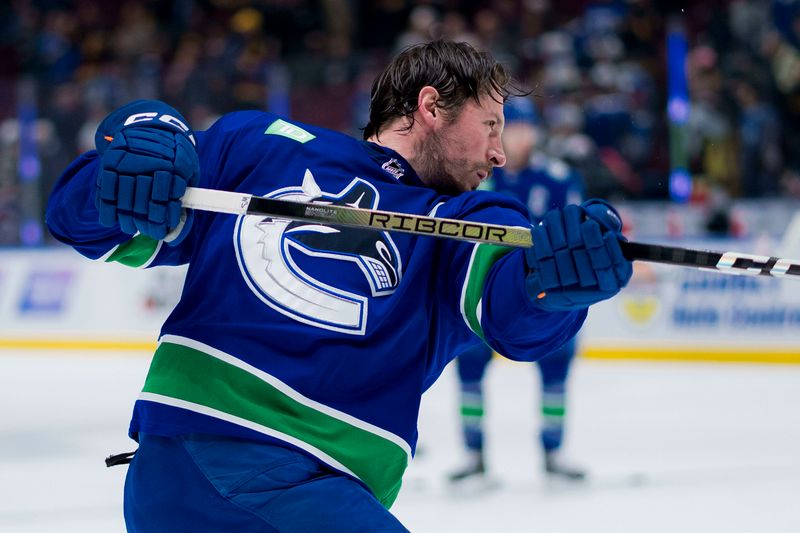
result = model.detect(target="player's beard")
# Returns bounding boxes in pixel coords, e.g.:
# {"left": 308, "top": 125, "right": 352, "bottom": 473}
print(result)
{"left": 413, "top": 128, "right": 487, "bottom": 195}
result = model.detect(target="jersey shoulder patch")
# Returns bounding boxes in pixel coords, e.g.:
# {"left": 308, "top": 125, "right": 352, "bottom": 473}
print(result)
{"left": 264, "top": 118, "right": 316, "bottom": 143}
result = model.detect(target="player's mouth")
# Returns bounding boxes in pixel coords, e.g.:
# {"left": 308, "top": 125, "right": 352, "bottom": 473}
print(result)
{"left": 466, "top": 168, "right": 492, "bottom": 191}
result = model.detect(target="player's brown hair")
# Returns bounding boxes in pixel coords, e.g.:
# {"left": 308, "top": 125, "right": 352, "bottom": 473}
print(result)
{"left": 363, "top": 40, "right": 524, "bottom": 140}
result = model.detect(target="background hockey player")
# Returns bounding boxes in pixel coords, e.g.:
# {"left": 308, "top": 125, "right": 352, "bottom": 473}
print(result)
{"left": 46, "top": 40, "right": 632, "bottom": 532}
{"left": 449, "top": 95, "right": 589, "bottom": 487}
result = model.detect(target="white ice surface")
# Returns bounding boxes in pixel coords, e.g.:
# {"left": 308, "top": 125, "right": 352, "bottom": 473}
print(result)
{"left": 1, "top": 353, "right": 799, "bottom": 533}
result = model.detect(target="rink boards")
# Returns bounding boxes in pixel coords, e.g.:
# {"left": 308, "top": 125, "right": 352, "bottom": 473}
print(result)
{"left": 0, "top": 240, "right": 798, "bottom": 363}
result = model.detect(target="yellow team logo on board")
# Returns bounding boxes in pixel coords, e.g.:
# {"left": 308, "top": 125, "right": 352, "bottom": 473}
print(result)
{"left": 618, "top": 262, "right": 661, "bottom": 326}
{"left": 620, "top": 296, "right": 660, "bottom": 325}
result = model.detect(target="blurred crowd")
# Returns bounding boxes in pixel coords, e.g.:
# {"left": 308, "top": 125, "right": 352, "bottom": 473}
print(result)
{"left": 1, "top": 0, "right": 800, "bottom": 245}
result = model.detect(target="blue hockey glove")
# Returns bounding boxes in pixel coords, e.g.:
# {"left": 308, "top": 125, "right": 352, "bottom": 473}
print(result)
{"left": 94, "top": 100, "right": 199, "bottom": 245}
{"left": 525, "top": 199, "right": 633, "bottom": 311}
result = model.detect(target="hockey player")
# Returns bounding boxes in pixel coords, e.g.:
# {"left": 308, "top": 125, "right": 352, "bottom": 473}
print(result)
{"left": 46, "top": 40, "right": 632, "bottom": 532}
{"left": 449, "top": 96, "right": 589, "bottom": 487}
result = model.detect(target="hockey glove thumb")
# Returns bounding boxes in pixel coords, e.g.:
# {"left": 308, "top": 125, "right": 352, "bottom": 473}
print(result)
{"left": 94, "top": 100, "right": 199, "bottom": 246}
{"left": 524, "top": 199, "right": 633, "bottom": 312}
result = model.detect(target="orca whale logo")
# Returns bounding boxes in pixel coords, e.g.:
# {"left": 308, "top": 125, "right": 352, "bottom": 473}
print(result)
{"left": 235, "top": 170, "right": 402, "bottom": 335}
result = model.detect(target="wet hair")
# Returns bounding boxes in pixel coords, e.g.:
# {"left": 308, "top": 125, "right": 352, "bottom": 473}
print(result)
{"left": 363, "top": 40, "right": 525, "bottom": 140}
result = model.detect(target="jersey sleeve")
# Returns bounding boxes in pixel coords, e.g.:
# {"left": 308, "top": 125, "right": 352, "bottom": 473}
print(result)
{"left": 45, "top": 109, "right": 265, "bottom": 269}
{"left": 436, "top": 192, "right": 587, "bottom": 362}
{"left": 478, "top": 243, "right": 587, "bottom": 360}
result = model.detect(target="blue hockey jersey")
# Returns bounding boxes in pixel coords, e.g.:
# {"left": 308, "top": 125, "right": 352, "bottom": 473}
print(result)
{"left": 46, "top": 110, "right": 586, "bottom": 507}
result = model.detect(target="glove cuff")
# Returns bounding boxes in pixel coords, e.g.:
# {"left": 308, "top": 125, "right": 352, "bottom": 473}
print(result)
{"left": 163, "top": 209, "right": 193, "bottom": 247}
{"left": 580, "top": 198, "right": 623, "bottom": 234}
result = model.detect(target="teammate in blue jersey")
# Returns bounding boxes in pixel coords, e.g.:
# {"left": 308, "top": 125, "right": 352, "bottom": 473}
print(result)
{"left": 449, "top": 96, "right": 589, "bottom": 487}
{"left": 46, "top": 40, "right": 632, "bottom": 532}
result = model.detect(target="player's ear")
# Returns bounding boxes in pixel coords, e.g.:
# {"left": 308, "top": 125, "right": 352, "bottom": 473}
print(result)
{"left": 417, "top": 86, "right": 440, "bottom": 127}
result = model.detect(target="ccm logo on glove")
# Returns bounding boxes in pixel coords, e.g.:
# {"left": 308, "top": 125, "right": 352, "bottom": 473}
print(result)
{"left": 123, "top": 112, "right": 196, "bottom": 145}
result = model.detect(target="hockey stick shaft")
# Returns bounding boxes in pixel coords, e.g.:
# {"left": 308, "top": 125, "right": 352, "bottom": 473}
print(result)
{"left": 181, "top": 187, "right": 800, "bottom": 279}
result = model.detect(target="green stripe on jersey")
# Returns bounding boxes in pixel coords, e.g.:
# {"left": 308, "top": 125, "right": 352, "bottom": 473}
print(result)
{"left": 105, "top": 235, "right": 160, "bottom": 267}
{"left": 141, "top": 339, "right": 409, "bottom": 507}
{"left": 542, "top": 405, "right": 566, "bottom": 417}
{"left": 460, "top": 405, "right": 484, "bottom": 418}
{"left": 461, "top": 243, "right": 514, "bottom": 339}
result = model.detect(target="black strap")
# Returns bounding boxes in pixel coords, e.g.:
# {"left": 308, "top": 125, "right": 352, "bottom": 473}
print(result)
{"left": 105, "top": 450, "right": 137, "bottom": 467}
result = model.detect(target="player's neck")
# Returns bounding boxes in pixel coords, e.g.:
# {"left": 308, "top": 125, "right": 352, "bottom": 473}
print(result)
{"left": 367, "top": 122, "right": 426, "bottom": 181}
{"left": 367, "top": 126, "right": 415, "bottom": 162}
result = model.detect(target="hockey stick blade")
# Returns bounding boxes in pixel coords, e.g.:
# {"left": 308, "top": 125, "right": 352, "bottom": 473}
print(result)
{"left": 620, "top": 241, "right": 800, "bottom": 279}
{"left": 181, "top": 187, "right": 800, "bottom": 279}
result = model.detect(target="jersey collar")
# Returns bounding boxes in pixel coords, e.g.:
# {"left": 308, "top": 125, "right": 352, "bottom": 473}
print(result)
{"left": 359, "top": 141, "right": 427, "bottom": 188}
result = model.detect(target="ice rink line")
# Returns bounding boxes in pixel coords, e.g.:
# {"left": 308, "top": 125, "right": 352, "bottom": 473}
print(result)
{"left": 1, "top": 352, "right": 799, "bottom": 532}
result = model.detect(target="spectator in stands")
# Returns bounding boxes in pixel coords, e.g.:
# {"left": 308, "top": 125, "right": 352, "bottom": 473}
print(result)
{"left": 732, "top": 76, "right": 783, "bottom": 197}
{"left": 5, "top": 0, "right": 800, "bottom": 245}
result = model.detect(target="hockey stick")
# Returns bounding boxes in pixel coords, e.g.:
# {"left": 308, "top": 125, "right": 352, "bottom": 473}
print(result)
{"left": 182, "top": 187, "right": 800, "bottom": 279}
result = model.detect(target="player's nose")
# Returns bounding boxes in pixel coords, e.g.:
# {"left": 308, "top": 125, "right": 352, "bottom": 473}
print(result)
{"left": 489, "top": 141, "right": 506, "bottom": 168}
